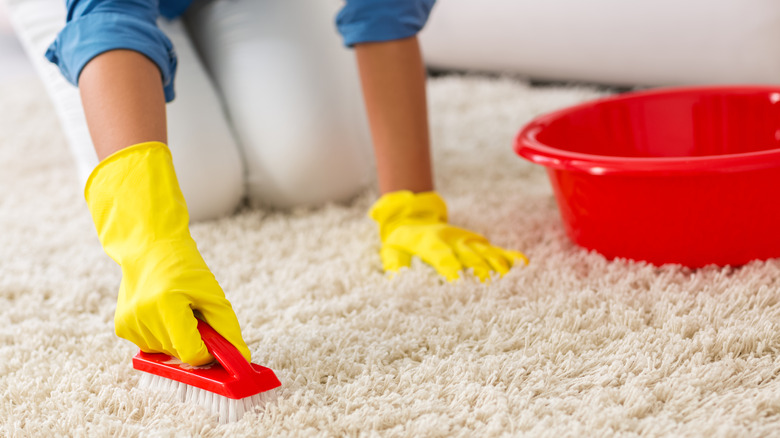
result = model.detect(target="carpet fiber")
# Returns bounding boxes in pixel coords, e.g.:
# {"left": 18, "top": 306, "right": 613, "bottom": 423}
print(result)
{"left": 1, "top": 75, "right": 779, "bottom": 437}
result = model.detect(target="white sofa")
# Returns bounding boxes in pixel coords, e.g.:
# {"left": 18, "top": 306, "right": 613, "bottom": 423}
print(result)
{"left": 420, "top": 0, "right": 780, "bottom": 86}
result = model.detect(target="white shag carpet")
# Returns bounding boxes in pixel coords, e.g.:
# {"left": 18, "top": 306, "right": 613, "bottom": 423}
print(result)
{"left": 1, "top": 75, "right": 779, "bottom": 437}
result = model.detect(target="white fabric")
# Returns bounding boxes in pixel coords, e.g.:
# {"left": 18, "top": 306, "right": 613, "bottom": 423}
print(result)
{"left": 420, "top": 0, "right": 780, "bottom": 86}
{"left": 3, "top": 74, "right": 780, "bottom": 435}
{"left": 183, "top": 0, "right": 372, "bottom": 210}
{"left": 5, "top": 0, "right": 372, "bottom": 220}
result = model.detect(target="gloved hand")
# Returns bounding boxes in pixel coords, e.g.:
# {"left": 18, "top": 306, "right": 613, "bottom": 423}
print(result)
{"left": 369, "top": 191, "right": 528, "bottom": 281}
{"left": 85, "top": 141, "right": 250, "bottom": 366}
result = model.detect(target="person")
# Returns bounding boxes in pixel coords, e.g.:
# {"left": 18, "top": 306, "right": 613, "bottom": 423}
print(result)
{"left": 20, "top": 0, "right": 527, "bottom": 366}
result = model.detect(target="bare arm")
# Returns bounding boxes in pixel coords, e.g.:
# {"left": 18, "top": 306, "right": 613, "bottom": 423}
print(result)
{"left": 78, "top": 49, "right": 167, "bottom": 160}
{"left": 354, "top": 36, "right": 433, "bottom": 194}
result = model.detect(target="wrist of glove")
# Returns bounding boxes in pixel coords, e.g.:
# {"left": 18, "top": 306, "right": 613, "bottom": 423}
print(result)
{"left": 369, "top": 191, "right": 527, "bottom": 281}
{"left": 85, "top": 142, "right": 250, "bottom": 366}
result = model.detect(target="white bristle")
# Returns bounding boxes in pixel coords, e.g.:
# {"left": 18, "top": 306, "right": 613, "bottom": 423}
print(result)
{"left": 137, "top": 372, "right": 277, "bottom": 424}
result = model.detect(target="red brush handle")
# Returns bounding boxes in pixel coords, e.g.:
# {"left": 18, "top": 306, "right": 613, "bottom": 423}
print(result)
{"left": 134, "top": 319, "right": 281, "bottom": 399}
{"left": 196, "top": 320, "right": 254, "bottom": 380}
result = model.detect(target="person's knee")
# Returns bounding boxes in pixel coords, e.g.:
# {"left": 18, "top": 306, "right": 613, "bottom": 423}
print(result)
{"left": 244, "top": 120, "right": 374, "bottom": 209}
{"left": 170, "top": 136, "right": 245, "bottom": 222}
{"left": 163, "top": 17, "right": 247, "bottom": 222}
{"left": 184, "top": 0, "right": 375, "bottom": 209}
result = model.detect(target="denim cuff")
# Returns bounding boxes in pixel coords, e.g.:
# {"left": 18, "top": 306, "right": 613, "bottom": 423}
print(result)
{"left": 46, "top": 12, "right": 178, "bottom": 102}
{"left": 336, "top": 0, "right": 436, "bottom": 47}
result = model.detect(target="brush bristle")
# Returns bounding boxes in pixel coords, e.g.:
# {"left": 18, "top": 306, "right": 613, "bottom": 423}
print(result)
{"left": 138, "top": 372, "right": 278, "bottom": 424}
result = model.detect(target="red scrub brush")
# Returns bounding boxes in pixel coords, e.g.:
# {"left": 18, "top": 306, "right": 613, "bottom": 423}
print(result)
{"left": 134, "top": 320, "right": 281, "bottom": 423}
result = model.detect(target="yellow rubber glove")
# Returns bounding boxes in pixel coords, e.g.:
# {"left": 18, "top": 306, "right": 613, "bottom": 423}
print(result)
{"left": 85, "top": 141, "right": 250, "bottom": 366}
{"left": 369, "top": 191, "right": 528, "bottom": 281}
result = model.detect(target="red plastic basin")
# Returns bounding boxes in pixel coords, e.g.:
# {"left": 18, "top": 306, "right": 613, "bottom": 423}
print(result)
{"left": 515, "top": 86, "right": 780, "bottom": 267}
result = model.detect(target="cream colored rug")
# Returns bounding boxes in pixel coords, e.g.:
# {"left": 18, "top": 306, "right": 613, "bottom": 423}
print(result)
{"left": 1, "top": 75, "right": 779, "bottom": 437}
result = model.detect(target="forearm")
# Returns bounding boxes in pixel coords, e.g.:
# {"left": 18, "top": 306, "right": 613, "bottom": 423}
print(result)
{"left": 79, "top": 50, "right": 167, "bottom": 161}
{"left": 354, "top": 36, "right": 433, "bottom": 194}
